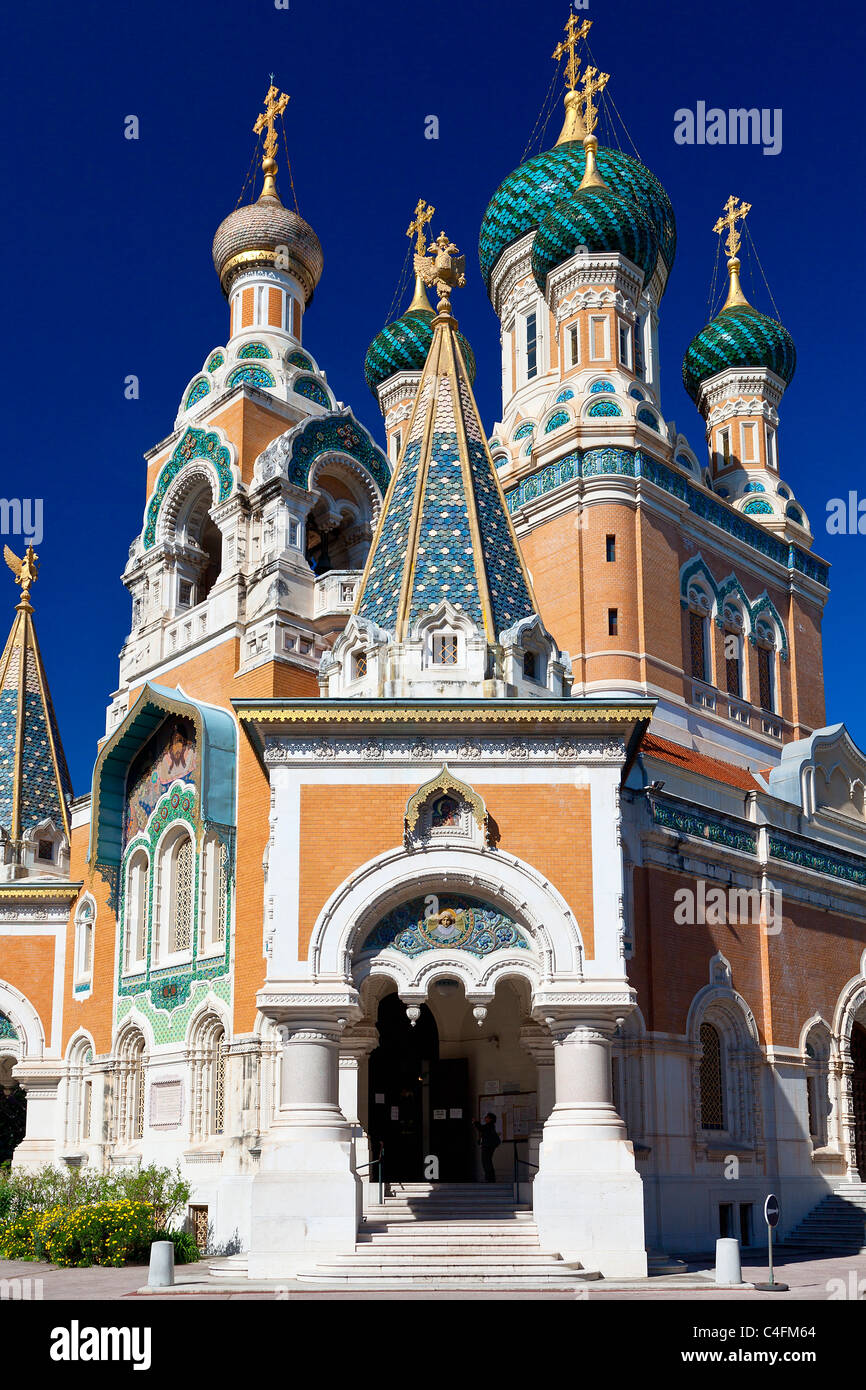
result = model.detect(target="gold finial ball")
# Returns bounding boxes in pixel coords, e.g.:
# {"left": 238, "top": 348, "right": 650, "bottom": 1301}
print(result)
{"left": 262, "top": 157, "right": 277, "bottom": 176}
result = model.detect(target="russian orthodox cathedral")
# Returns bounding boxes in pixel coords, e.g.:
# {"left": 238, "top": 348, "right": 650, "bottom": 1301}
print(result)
{"left": 1, "top": 16, "right": 865, "bottom": 1281}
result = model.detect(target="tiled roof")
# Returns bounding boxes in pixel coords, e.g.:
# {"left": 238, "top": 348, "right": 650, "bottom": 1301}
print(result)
{"left": 0, "top": 593, "right": 72, "bottom": 839}
{"left": 641, "top": 733, "right": 762, "bottom": 792}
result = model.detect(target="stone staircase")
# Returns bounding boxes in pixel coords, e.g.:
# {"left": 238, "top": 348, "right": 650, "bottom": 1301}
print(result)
{"left": 301, "top": 1182, "right": 601, "bottom": 1289}
{"left": 782, "top": 1183, "right": 866, "bottom": 1255}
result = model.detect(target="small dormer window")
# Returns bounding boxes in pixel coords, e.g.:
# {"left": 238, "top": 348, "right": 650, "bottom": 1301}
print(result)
{"left": 353, "top": 651, "right": 368, "bottom": 680}
{"left": 523, "top": 651, "right": 537, "bottom": 680}
{"left": 433, "top": 632, "right": 459, "bottom": 666}
{"left": 38, "top": 840, "right": 54, "bottom": 862}
{"left": 178, "top": 581, "right": 193, "bottom": 608}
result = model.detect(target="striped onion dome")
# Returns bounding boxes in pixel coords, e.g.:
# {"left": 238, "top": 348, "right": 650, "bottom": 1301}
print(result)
{"left": 364, "top": 307, "right": 476, "bottom": 394}
{"left": 531, "top": 185, "right": 659, "bottom": 290}
{"left": 479, "top": 140, "right": 676, "bottom": 295}
{"left": 212, "top": 194, "right": 323, "bottom": 304}
{"left": 682, "top": 304, "right": 796, "bottom": 403}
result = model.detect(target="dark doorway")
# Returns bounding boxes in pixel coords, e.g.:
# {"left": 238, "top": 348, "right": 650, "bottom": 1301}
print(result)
{"left": 0, "top": 1063, "right": 26, "bottom": 1167}
{"left": 851, "top": 1022, "right": 866, "bottom": 1181}
{"left": 368, "top": 994, "right": 473, "bottom": 1182}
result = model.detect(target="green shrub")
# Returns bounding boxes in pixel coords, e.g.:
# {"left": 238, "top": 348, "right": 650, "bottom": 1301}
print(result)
{"left": 0, "top": 1163, "right": 190, "bottom": 1224}
{"left": 0, "top": 1200, "right": 156, "bottom": 1267}
{"left": 153, "top": 1227, "right": 200, "bottom": 1264}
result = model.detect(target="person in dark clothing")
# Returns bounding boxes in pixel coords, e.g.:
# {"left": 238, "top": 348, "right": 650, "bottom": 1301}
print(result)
{"left": 473, "top": 1112, "right": 501, "bottom": 1182}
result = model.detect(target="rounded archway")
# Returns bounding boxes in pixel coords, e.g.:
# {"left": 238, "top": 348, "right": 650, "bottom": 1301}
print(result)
{"left": 0, "top": 1054, "right": 26, "bottom": 1165}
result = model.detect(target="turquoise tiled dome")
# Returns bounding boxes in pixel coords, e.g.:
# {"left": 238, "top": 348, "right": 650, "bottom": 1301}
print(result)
{"left": 531, "top": 186, "right": 659, "bottom": 290}
{"left": 364, "top": 308, "right": 476, "bottom": 394}
{"left": 682, "top": 305, "right": 796, "bottom": 403}
{"left": 479, "top": 141, "right": 676, "bottom": 294}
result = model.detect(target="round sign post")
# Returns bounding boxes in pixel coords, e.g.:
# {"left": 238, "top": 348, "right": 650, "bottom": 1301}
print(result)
{"left": 753, "top": 1193, "right": 789, "bottom": 1292}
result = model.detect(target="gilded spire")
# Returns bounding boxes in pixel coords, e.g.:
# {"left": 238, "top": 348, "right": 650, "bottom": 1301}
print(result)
{"left": 553, "top": 13, "right": 593, "bottom": 145}
{"left": 0, "top": 548, "right": 72, "bottom": 847}
{"left": 714, "top": 194, "right": 752, "bottom": 310}
{"left": 405, "top": 199, "right": 435, "bottom": 313}
{"left": 253, "top": 81, "right": 290, "bottom": 202}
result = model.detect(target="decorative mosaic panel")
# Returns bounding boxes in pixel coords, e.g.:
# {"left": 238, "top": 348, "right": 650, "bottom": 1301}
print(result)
{"left": 531, "top": 184, "right": 659, "bottom": 291}
{"left": 768, "top": 834, "right": 866, "bottom": 886}
{"left": 512, "top": 421, "right": 535, "bottom": 440}
{"left": 743, "top": 499, "right": 773, "bottom": 515}
{"left": 544, "top": 411, "right": 570, "bottom": 433}
{"left": 554, "top": 389, "right": 574, "bottom": 403}
{"left": 287, "top": 350, "right": 314, "bottom": 371}
{"left": 116, "top": 783, "right": 234, "bottom": 1034}
{"left": 286, "top": 412, "right": 391, "bottom": 495}
{"left": 116, "top": 974, "right": 231, "bottom": 1048}
{"left": 587, "top": 399, "right": 622, "bottom": 418}
{"left": 0, "top": 1011, "right": 18, "bottom": 1041}
{"left": 652, "top": 799, "right": 757, "bottom": 854}
{"left": 478, "top": 141, "right": 676, "bottom": 290}
{"left": 500, "top": 447, "right": 829, "bottom": 588}
{"left": 226, "top": 365, "right": 275, "bottom": 389}
{"left": 124, "top": 717, "right": 195, "bottom": 847}
{"left": 683, "top": 304, "right": 796, "bottom": 402}
{"left": 636, "top": 407, "right": 659, "bottom": 431}
{"left": 184, "top": 378, "right": 210, "bottom": 409}
{"left": 743, "top": 482, "right": 766, "bottom": 493}
{"left": 362, "top": 895, "right": 530, "bottom": 959}
{"left": 206, "top": 352, "right": 224, "bottom": 373}
{"left": 143, "top": 427, "right": 234, "bottom": 550}
{"left": 589, "top": 381, "right": 616, "bottom": 393}
{"left": 236, "top": 342, "right": 272, "bottom": 359}
{"left": 293, "top": 376, "right": 331, "bottom": 408}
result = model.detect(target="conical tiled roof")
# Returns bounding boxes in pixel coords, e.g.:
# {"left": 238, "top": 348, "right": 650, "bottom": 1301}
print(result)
{"left": 0, "top": 561, "right": 72, "bottom": 842}
{"left": 354, "top": 304, "right": 538, "bottom": 643}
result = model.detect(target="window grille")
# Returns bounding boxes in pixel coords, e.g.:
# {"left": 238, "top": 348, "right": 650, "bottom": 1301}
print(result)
{"left": 353, "top": 650, "right": 368, "bottom": 680}
{"left": 757, "top": 645, "right": 773, "bottom": 712}
{"left": 433, "top": 633, "right": 459, "bottom": 666}
{"left": 689, "top": 612, "right": 707, "bottom": 682}
{"left": 213, "top": 1037, "right": 226, "bottom": 1136}
{"left": 38, "top": 840, "right": 54, "bottom": 861}
{"left": 725, "top": 631, "right": 741, "bottom": 697}
{"left": 172, "top": 838, "right": 194, "bottom": 953}
{"left": 216, "top": 842, "right": 228, "bottom": 944}
{"left": 699, "top": 1022, "right": 724, "bottom": 1130}
{"left": 82, "top": 1081, "right": 92, "bottom": 1141}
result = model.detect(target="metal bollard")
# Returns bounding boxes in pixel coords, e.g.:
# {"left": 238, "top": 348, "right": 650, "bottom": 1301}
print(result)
{"left": 715, "top": 1236, "right": 742, "bottom": 1285}
{"left": 148, "top": 1239, "right": 175, "bottom": 1287}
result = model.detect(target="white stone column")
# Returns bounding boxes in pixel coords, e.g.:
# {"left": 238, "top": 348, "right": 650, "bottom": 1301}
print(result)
{"left": 532, "top": 1010, "right": 647, "bottom": 1277}
{"left": 248, "top": 1005, "right": 361, "bottom": 1278}
{"left": 339, "top": 1024, "right": 377, "bottom": 1187}
{"left": 10, "top": 1060, "right": 63, "bottom": 1169}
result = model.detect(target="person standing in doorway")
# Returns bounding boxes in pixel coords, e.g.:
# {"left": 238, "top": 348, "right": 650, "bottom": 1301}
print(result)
{"left": 474, "top": 1112, "right": 501, "bottom": 1183}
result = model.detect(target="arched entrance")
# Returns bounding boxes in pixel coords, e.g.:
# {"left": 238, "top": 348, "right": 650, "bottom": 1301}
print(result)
{"left": 0, "top": 1055, "right": 26, "bottom": 1165}
{"left": 852, "top": 1021, "right": 866, "bottom": 1180}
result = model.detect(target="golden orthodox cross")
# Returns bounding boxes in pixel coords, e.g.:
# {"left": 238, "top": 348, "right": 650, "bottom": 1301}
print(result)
{"left": 552, "top": 13, "right": 592, "bottom": 92}
{"left": 406, "top": 199, "right": 435, "bottom": 256}
{"left": 713, "top": 194, "right": 752, "bottom": 258}
{"left": 578, "top": 64, "right": 609, "bottom": 136}
{"left": 253, "top": 83, "right": 290, "bottom": 161}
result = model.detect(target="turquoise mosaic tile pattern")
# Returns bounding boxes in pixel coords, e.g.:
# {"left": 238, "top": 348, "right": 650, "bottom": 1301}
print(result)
{"left": 364, "top": 308, "right": 477, "bottom": 394}
{"left": 587, "top": 399, "right": 622, "bottom": 417}
{"left": 545, "top": 411, "right": 570, "bottom": 433}
{"left": 0, "top": 643, "right": 72, "bottom": 833}
{"left": 589, "top": 381, "right": 615, "bottom": 393}
{"left": 184, "top": 378, "right": 210, "bottom": 409}
{"left": 287, "top": 350, "right": 314, "bottom": 371}
{"left": 237, "top": 342, "right": 272, "bottom": 359}
{"left": 532, "top": 186, "right": 659, "bottom": 290}
{"left": 206, "top": 351, "right": 224, "bottom": 373}
{"left": 293, "top": 375, "right": 331, "bottom": 407}
{"left": 144, "top": 427, "right": 234, "bottom": 550}
{"left": 0, "top": 1011, "right": 18, "bottom": 1041}
{"left": 226, "top": 365, "right": 275, "bottom": 389}
{"left": 683, "top": 305, "right": 796, "bottom": 402}
{"left": 286, "top": 410, "right": 390, "bottom": 495}
{"left": 362, "top": 895, "right": 530, "bottom": 959}
{"left": 479, "top": 141, "right": 676, "bottom": 291}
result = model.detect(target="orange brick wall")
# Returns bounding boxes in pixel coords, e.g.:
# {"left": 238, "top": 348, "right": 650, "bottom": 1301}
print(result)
{"left": 0, "top": 937, "right": 55, "bottom": 1049}
{"left": 297, "top": 782, "right": 595, "bottom": 962}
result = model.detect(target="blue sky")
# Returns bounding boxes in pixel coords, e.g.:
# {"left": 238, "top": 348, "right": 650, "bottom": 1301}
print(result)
{"left": 0, "top": 0, "right": 861, "bottom": 790}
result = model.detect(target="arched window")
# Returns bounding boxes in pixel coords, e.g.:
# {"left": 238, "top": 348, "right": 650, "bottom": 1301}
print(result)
{"left": 755, "top": 621, "right": 776, "bottom": 713}
{"left": 124, "top": 850, "right": 149, "bottom": 972}
{"left": 699, "top": 1022, "right": 725, "bottom": 1130}
{"left": 722, "top": 605, "right": 744, "bottom": 699}
{"left": 199, "top": 833, "right": 228, "bottom": 954}
{"left": 156, "top": 828, "right": 195, "bottom": 961}
{"left": 190, "top": 1015, "right": 227, "bottom": 1141}
{"left": 689, "top": 606, "right": 709, "bottom": 683}
{"left": 67, "top": 1040, "right": 93, "bottom": 1145}
{"left": 74, "top": 898, "right": 95, "bottom": 984}
{"left": 118, "top": 1029, "right": 146, "bottom": 1143}
{"left": 804, "top": 1024, "right": 832, "bottom": 1150}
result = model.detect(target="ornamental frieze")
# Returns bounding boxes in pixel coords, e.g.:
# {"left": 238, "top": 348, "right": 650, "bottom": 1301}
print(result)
{"left": 263, "top": 734, "right": 627, "bottom": 764}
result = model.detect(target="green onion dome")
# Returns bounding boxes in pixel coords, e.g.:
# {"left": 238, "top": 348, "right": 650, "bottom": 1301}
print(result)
{"left": 364, "top": 307, "right": 477, "bottom": 395}
{"left": 682, "top": 304, "right": 796, "bottom": 403}
{"left": 479, "top": 141, "right": 676, "bottom": 295}
{"left": 531, "top": 185, "right": 659, "bottom": 291}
